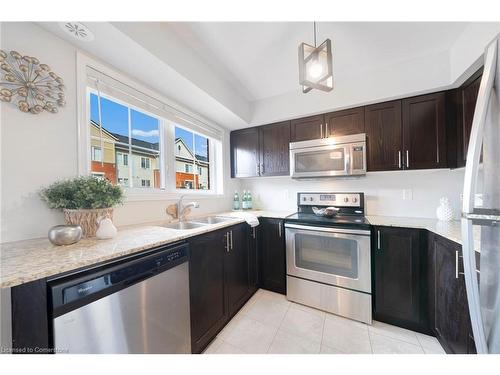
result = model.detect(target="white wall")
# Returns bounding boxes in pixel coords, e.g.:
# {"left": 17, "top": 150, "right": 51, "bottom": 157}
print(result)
{"left": 241, "top": 168, "right": 465, "bottom": 220}
{"left": 0, "top": 22, "right": 239, "bottom": 243}
{"left": 450, "top": 23, "right": 500, "bottom": 85}
{"left": 250, "top": 49, "right": 452, "bottom": 125}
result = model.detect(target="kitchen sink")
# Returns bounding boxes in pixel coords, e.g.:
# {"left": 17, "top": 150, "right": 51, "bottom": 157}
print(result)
{"left": 190, "top": 216, "right": 234, "bottom": 224}
{"left": 163, "top": 221, "right": 208, "bottom": 230}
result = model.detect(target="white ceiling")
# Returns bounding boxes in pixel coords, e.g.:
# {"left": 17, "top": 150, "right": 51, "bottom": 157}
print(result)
{"left": 168, "top": 22, "right": 470, "bottom": 101}
{"left": 38, "top": 21, "right": 472, "bottom": 129}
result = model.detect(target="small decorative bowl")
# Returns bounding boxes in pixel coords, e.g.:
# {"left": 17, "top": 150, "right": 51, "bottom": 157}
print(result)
{"left": 48, "top": 225, "right": 83, "bottom": 246}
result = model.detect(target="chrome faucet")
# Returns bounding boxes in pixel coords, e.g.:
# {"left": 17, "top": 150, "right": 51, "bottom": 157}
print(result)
{"left": 178, "top": 194, "right": 199, "bottom": 221}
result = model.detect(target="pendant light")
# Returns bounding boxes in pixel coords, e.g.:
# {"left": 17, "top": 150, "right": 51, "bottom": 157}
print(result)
{"left": 298, "top": 22, "right": 333, "bottom": 93}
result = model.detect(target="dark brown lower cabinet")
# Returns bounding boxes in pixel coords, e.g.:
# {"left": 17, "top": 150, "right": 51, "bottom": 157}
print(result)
{"left": 248, "top": 224, "right": 262, "bottom": 294}
{"left": 428, "top": 232, "right": 476, "bottom": 354}
{"left": 189, "top": 223, "right": 256, "bottom": 353}
{"left": 260, "top": 218, "right": 286, "bottom": 294}
{"left": 226, "top": 224, "right": 252, "bottom": 316}
{"left": 373, "top": 226, "right": 430, "bottom": 334}
{"left": 189, "top": 227, "right": 229, "bottom": 354}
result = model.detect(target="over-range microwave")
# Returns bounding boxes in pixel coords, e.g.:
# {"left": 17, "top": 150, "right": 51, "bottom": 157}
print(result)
{"left": 289, "top": 133, "right": 367, "bottom": 178}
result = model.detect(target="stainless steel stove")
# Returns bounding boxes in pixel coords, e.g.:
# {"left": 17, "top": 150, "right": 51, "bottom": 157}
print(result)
{"left": 285, "top": 192, "right": 372, "bottom": 324}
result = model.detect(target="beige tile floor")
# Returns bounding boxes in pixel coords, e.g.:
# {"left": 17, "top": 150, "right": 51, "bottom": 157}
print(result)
{"left": 204, "top": 289, "right": 446, "bottom": 354}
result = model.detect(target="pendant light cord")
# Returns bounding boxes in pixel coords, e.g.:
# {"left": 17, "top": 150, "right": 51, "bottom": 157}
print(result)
{"left": 313, "top": 21, "right": 317, "bottom": 47}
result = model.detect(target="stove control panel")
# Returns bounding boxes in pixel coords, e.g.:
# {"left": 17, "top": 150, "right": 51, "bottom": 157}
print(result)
{"left": 298, "top": 192, "right": 363, "bottom": 208}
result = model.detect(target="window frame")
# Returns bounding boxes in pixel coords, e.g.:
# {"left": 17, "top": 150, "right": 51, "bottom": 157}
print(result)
{"left": 77, "top": 52, "right": 225, "bottom": 201}
{"left": 91, "top": 146, "right": 102, "bottom": 162}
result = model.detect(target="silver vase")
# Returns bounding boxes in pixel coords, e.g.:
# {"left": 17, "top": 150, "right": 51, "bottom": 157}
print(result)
{"left": 48, "top": 225, "right": 83, "bottom": 246}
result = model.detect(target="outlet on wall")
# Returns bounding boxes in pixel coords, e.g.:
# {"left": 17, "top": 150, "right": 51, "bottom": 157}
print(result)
{"left": 403, "top": 189, "right": 413, "bottom": 200}
{"left": 283, "top": 189, "right": 290, "bottom": 201}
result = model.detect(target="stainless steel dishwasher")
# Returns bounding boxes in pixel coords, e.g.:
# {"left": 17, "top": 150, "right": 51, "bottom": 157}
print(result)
{"left": 49, "top": 242, "right": 190, "bottom": 354}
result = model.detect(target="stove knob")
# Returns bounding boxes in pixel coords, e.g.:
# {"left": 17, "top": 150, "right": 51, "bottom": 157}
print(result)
{"left": 352, "top": 197, "right": 358, "bottom": 203}
{"left": 343, "top": 197, "right": 349, "bottom": 203}
{"left": 309, "top": 197, "right": 314, "bottom": 202}
{"left": 302, "top": 197, "right": 307, "bottom": 201}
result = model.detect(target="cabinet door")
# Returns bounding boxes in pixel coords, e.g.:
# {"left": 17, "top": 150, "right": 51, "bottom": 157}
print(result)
{"left": 374, "top": 226, "right": 428, "bottom": 332}
{"left": 325, "top": 107, "right": 365, "bottom": 137}
{"left": 230, "top": 127, "right": 260, "bottom": 178}
{"left": 225, "top": 224, "right": 251, "bottom": 317}
{"left": 259, "top": 121, "right": 291, "bottom": 177}
{"left": 248, "top": 224, "right": 261, "bottom": 294}
{"left": 290, "top": 115, "right": 324, "bottom": 142}
{"left": 364, "top": 100, "right": 403, "bottom": 171}
{"left": 189, "top": 229, "right": 228, "bottom": 353}
{"left": 432, "top": 235, "right": 474, "bottom": 354}
{"left": 260, "top": 218, "right": 286, "bottom": 294}
{"left": 402, "top": 92, "right": 447, "bottom": 169}
{"left": 458, "top": 71, "right": 482, "bottom": 167}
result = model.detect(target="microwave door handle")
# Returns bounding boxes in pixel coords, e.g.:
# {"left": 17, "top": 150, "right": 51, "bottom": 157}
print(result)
{"left": 345, "top": 147, "right": 351, "bottom": 174}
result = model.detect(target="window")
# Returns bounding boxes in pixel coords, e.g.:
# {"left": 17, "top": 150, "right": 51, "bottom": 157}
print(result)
{"left": 84, "top": 62, "right": 223, "bottom": 196}
{"left": 175, "top": 126, "right": 210, "bottom": 190}
{"left": 117, "top": 177, "right": 129, "bottom": 186}
{"left": 117, "top": 153, "right": 129, "bottom": 166}
{"left": 141, "top": 157, "right": 150, "bottom": 169}
{"left": 91, "top": 146, "right": 102, "bottom": 162}
{"left": 89, "top": 93, "right": 161, "bottom": 189}
{"left": 91, "top": 172, "right": 105, "bottom": 180}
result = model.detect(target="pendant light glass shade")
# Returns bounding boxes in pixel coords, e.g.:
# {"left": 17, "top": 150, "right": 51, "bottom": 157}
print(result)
{"left": 298, "top": 38, "right": 333, "bottom": 93}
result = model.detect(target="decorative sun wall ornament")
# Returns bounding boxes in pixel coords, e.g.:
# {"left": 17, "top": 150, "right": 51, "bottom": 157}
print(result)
{"left": 0, "top": 50, "right": 66, "bottom": 114}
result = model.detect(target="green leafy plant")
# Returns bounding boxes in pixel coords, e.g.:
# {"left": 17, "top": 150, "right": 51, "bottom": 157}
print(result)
{"left": 40, "top": 176, "right": 124, "bottom": 210}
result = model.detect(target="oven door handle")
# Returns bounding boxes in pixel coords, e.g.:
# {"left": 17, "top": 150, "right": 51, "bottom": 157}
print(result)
{"left": 284, "top": 223, "right": 371, "bottom": 236}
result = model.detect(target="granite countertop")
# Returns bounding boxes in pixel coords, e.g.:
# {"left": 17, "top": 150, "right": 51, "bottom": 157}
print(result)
{"left": 2, "top": 210, "right": 480, "bottom": 289}
{"left": 0, "top": 210, "right": 294, "bottom": 289}
{"left": 367, "top": 215, "right": 481, "bottom": 252}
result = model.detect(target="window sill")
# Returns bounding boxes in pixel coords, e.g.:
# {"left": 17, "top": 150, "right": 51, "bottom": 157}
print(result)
{"left": 123, "top": 188, "right": 226, "bottom": 202}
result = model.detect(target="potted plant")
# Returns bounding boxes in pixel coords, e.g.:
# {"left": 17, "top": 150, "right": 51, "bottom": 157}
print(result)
{"left": 40, "top": 176, "right": 124, "bottom": 237}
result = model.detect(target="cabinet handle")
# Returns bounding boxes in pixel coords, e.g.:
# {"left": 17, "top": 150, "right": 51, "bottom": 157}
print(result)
{"left": 278, "top": 223, "right": 282, "bottom": 238}
{"left": 406, "top": 150, "right": 409, "bottom": 168}
{"left": 230, "top": 230, "right": 233, "bottom": 250}
{"left": 377, "top": 230, "right": 381, "bottom": 250}
{"left": 398, "top": 151, "right": 402, "bottom": 169}
{"left": 226, "top": 232, "right": 230, "bottom": 252}
{"left": 455, "top": 250, "right": 465, "bottom": 278}
{"left": 325, "top": 122, "right": 328, "bottom": 137}
{"left": 320, "top": 124, "right": 323, "bottom": 139}
{"left": 261, "top": 163, "right": 264, "bottom": 174}
{"left": 252, "top": 227, "right": 256, "bottom": 239}
{"left": 256, "top": 164, "right": 260, "bottom": 175}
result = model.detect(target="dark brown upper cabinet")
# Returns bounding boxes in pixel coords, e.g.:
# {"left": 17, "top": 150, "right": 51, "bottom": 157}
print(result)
{"left": 365, "top": 100, "right": 403, "bottom": 171}
{"left": 259, "top": 121, "right": 291, "bottom": 177}
{"left": 290, "top": 114, "right": 324, "bottom": 142}
{"left": 402, "top": 92, "right": 447, "bottom": 170}
{"left": 230, "top": 127, "right": 260, "bottom": 178}
{"left": 448, "top": 68, "right": 483, "bottom": 168}
{"left": 325, "top": 106, "right": 365, "bottom": 137}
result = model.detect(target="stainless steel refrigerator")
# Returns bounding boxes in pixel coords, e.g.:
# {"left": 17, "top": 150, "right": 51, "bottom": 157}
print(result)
{"left": 462, "top": 35, "right": 500, "bottom": 354}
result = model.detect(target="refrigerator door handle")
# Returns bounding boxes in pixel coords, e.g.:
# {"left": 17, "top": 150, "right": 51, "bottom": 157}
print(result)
{"left": 461, "top": 37, "right": 498, "bottom": 354}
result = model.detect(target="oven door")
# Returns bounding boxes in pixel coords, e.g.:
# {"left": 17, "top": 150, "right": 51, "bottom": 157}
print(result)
{"left": 290, "top": 144, "right": 349, "bottom": 178}
{"left": 285, "top": 223, "right": 371, "bottom": 293}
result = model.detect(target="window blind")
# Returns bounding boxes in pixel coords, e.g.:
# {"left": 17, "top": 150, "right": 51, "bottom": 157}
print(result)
{"left": 86, "top": 66, "right": 223, "bottom": 141}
